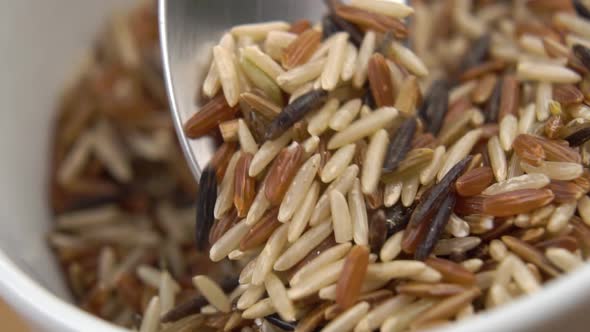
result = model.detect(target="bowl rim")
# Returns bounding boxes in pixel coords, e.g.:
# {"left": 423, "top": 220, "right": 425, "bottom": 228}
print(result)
{"left": 2, "top": 245, "right": 590, "bottom": 332}
{"left": 0, "top": 251, "right": 125, "bottom": 332}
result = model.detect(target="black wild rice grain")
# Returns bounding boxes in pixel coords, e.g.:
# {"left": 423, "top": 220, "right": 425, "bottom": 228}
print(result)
{"left": 363, "top": 83, "right": 377, "bottom": 109}
{"left": 574, "top": 0, "right": 590, "bottom": 20}
{"left": 415, "top": 193, "right": 457, "bottom": 260}
{"left": 484, "top": 77, "right": 503, "bottom": 123}
{"left": 195, "top": 166, "right": 217, "bottom": 251}
{"left": 564, "top": 126, "right": 590, "bottom": 146}
{"left": 322, "top": 15, "right": 341, "bottom": 40}
{"left": 573, "top": 44, "right": 590, "bottom": 71}
{"left": 408, "top": 155, "right": 472, "bottom": 229}
{"left": 266, "top": 90, "right": 328, "bottom": 140}
{"left": 460, "top": 35, "right": 491, "bottom": 72}
{"left": 161, "top": 296, "right": 207, "bottom": 323}
{"left": 266, "top": 314, "right": 297, "bottom": 331}
{"left": 418, "top": 80, "right": 450, "bottom": 135}
{"left": 330, "top": 14, "right": 363, "bottom": 47}
{"left": 383, "top": 117, "right": 417, "bottom": 173}
{"left": 369, "top": 209, "right": 388, "bottom": 253}
{"left": 376, "top": 30, "right": 395, "bottom": 56}
{"left": 385, "top": 202, "right": 415, "bottom": 237}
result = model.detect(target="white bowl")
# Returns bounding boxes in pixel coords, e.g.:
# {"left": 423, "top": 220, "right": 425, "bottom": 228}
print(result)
{"left": 1, "top": 1, "right": 590, "bottom": 331}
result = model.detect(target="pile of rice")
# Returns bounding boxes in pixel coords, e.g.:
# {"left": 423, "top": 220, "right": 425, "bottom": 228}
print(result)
{"left": 50, "top": 0, "right": 590, "bottom": 331}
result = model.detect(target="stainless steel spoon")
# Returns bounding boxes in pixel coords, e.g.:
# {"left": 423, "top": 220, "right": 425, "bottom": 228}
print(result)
{"left": 159, "top": 0, "right": 323, "bottom": 180}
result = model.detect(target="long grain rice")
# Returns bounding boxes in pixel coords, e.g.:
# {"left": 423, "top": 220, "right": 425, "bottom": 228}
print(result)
{"left": 265, "top": 273, "right": 296, "bottom": 322}
{"left": 499, "top": 114, "right": 517, "bottom": 151}
{"left": 264, "top": 31, "right": 297, "bottom": 61}
{"left": 288, "top": 259, "right": 345, "bottom": 300}
{"left": 547, "top": 202, "right": 577, "bottom": 234}
{"left": 341, "top": 43, "right": 358, "bottom": 81}
{"left": 307, "top": 98, "right": 340, "bottom": 136}
{"left": 401, "top": 175, "right": 420, "bottom": 207}
{"left": 517, "top": 61, "right": 581, "bottom": 84}
{"left": 274, "top": 221, "right": 333, "bottom": 270}
{"left": 545, "top": 248, "right": 583, "bottom": 272}
{"left": 329, "top": 98, "right": 362, "bottom": 131}
{"left": 213, "top": 45, "right": 240, "bottom": 107}
{"left": 384, "top": 181, "right": 403, "bottom": 207}
{"left": 252, "top": 224, "right": 288, "bottom": 285}
{"left": 209, "top": 219, "right": 251, "bottom": 262}
{"left": 520, "top": 160, "right": 584, "bottom": 181}
{"left": 310, "top": 165, "right": 359, "bottom": 225}
{"left": 237, "top": 119, "right": 258, "bottom": 154}
{"left": 288, "top": 181, "right": 320, "bottom": 242}
{"left": 139, "top": 296, "right": 161, "bottom": 332}
{"left": 380, "top": 231, "right": 404, "bottom": 262}
{"left": 241, "top": 298, "right": 276, "bottom": 319}
{"left": 349, "top": 178, "right": 369, "bottom": 245}
{"left": 289, "top": 243, "right": 351, "bottom": 287}
{"left": 381, "top": 299, "right": 436, "bottom": 332}
{"left": 193, "top": 275, "right": 231, "bottom": 313}
{"left": 249, "top": 131, "right": 292, "bottom": 177}
{"left": 353, "top": 31, "right": 377, "bottom": 88}
{"left": 437, "top": 129, "right": 483, "bottom": 181}
{"left": 278, "top": 154, "right": 321, "bottom": 222}
{"left": 390, "top": 41, "right": 429, "bottom": 77}
{"left": 487, "top": 136, "right": 507, "bottom": 182}
{"left": 231, "top": 21, "right": 290, "bottom": 41}
{"left": 322, "top": 32, "right": 349, "bottom": 90}
{"left": 241, "top": 45, "right": 284, "bottom": 82}
{"left": 321, "top": 144, "right": 357, "bottom": 183}
{"left": 320, "top": 302, "right": 370, "bottom": 332}
{"left": 362, "top": 129, "right": 389, "bottom": 194}
{"left": 354, "top": 295, "right": 413, "bottom": 332}
{"left": 277, "top": 58, "right": 327, "bottom": 93}
{"left": 350, "top": 0, "right": 414, "bottom": 18}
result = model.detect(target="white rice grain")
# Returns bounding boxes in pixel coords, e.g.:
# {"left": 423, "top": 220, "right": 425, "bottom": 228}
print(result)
{"left": 353, "top": 31, "right": 377, "bottom": 88}
{"left": 350, "top": 0, "right": 414, "bottom": 18}
{"left": 278, "top": 154, "right": 321, "bottom": 222}
{"left": 231, "top": 21, "right": 290, "bottom": 41}
{"left": 241, "top": 45, "right": 284, "bottom": 82}
{"left": 241, "top": 298, "right": 276, "bottom": 319}
{"left": 288, "top": 181, "right": 320, "bottom": 243}
{"left": 554, "top": 12, "right": 590, "bottom": 39}
{"left": 321, "top": 302, "right": 370, "bottom": 332}
{"left": 517, "top": 61, "right": 581, "bottom": 84}
{"left": 349, "top": 178, "right": 369, "bottom": 245}
{"left": 362, "top": 129, "right": 389, "bottom": 194}
{"left": 384, "top": 181, "right": 403, "bottom": 207}
{"left": 546, "top": 248, "right": 582, "bottom": 272}
{"left": 246, "top": 184, "right": 270, "bottom": 226}
{"left": 366, "top": 261, "right": 426, "bottom": 280}
{"left": 237, "top": 119, "right": 258, "bottom": 154}
{"left": 252, "top": 224, "right": 288, "bottom": 285}
{"left": 577, "top": 195, "right": 590, "bottom": 226}
{"left": 487, "top": 136, "right": 507, "bottom": 182}
{"left": 265, "top": 273, "right": 296, "bottom": 322}
{"left": 535, "top": 82, "right": 552, "bottom": 121}
{"left": 499, "top": 114, "right": 518, "bottom": 151}
{"left": 390, "top": 41, "right": 429, "bottom": 77}
{"left": 547, "top": 202, "right": 577, "bottom": 234}
{"left": 237, "top": 284, "right": 266, "bottom": 310}
{"left": 321, "top": 32, "right": 349, "bottom": 90}
{"left": 520, "top": 160, "right": 584, "bottom": 181}
{"left": 277, "top": 58, "right": 327, "bottom": 93}
{"left": 139, "top": 296, "right": 160, "bottom": 332}
{"left": 307, "top": 98, "right": 340, "bottom": 137}
{"left": 249, "top": 129, "right": 293, "bottom": 177}
{"left": 310, "top": 165, "right": 359, "bottom": 225}
{"left": 289, "top": 243, "right": 351, "bottom": 287}
{"left": 380, "top": 231, "right": 404, "bottom": 262}
{"left": 209, "top": 219, "right": 251, "bottom": 262}
{"left": 213, "top": 45, "right": 240, "bottom": 106}
{"left": 354, "top": 295, "right": 414, "bottom": 332}
{"left": 329, "top": 98, "right": 363, "bottom": 131}
{"left": 274, "top": 221, "right": 333, "bottom": 271}
{"left": 438, "top": 129, "right": 483, "bottom": 181}
{"left": 401, "top": 175, "right": 420, "bottom": 207}
{"left": 446, "top": 214, "right": 470, "bottom": 238}
{"left": 330, "top": 190, "right": 353, "bottom": 243}
{"left": 193, "top": 275, "right": 231, "bottom": 313}
{"left": 420, "top": 146, "right": 446, "bottom": 185}
{"left": 341, "top": 43, "right": 358, "bottom": 81}
{"left": 287, "top": 259, "right": 345, "bottom": 300}
{"left": 264, "top": 31, "right": 297, "bottom": 61}
{"left": 518, "top": 103, "right": 537, "bottom": 134}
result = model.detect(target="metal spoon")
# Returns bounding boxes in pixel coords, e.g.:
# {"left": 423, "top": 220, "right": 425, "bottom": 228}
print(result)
{"left": 159, "top": 0, "right": 322, "bottom": 180}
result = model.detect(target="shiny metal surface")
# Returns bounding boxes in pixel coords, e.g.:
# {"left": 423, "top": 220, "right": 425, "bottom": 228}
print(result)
{"left": 159, "top": 0, "right": 322, "bottom": 180}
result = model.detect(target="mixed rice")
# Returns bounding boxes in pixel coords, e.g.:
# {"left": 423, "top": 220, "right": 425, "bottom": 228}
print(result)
{"left": 50, "top": 0, "right": 590, "bottom": 331}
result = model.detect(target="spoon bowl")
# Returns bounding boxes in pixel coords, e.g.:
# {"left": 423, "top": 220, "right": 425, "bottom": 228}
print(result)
{"left": 159, "top": 0, "right": 322, "bottom": 180}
